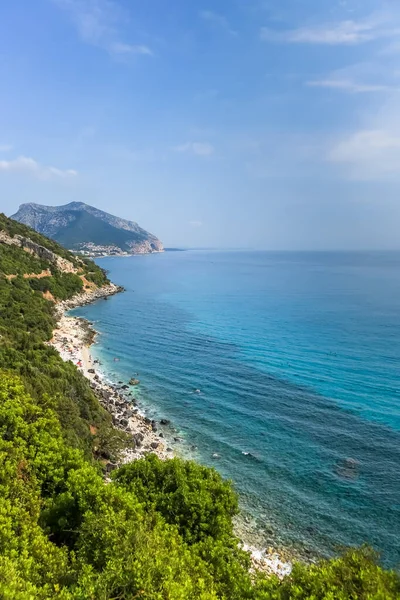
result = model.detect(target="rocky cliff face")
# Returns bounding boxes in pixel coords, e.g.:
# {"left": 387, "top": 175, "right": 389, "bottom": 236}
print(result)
{"left": 0, "top": 230, "right": 77, "bottom": 273}
{"left": 11, "top": 202, "right": 164, "bottom": 256}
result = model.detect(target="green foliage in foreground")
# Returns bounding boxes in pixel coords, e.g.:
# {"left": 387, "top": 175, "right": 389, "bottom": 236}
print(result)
{"left": 0, "top": 371, "right": 398, "bottom": 600}
{"left": 254, "top": 548, "right": 400, "bottom": 600}
{"left": 114, "top": 455, "right": 239, "bottom": 545}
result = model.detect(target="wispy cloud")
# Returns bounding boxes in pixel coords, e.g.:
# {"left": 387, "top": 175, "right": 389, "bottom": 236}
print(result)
{"left": 110, "top": 42, "right": 152, "bottom": 56}
{"left": 189, "top": 220, "right": 203, "bottom": 227}
{"left": 0, "top": 144, "right": 12, "bottom": 152}
{"left": 200, "top": 10, "right": 238, "bottom": 36}
{"left": 52, "top": 0, "right": 152, "bottom": 57}
{"left": 261, "top": 15, "right": 399, "bottom": 46}
{"left": 307, "top": 79, "right": 391, "bottom": 93}
{"left": 173, "top": 142, "right": 215, "bottom": 157}
{"left": 0, "top": 156, "right": 78, "bottom": 180}
{"left": 329, "top": 129, "right": 400, "bottom": 180}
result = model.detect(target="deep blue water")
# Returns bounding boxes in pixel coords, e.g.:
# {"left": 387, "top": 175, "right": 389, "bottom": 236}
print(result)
{"left": 73, "top": 251, "right": 400, "bottom": 565}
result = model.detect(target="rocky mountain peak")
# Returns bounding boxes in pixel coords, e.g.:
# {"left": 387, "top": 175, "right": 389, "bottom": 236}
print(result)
{"left": 11, "top": 202, "right": 164, "bottom": 257}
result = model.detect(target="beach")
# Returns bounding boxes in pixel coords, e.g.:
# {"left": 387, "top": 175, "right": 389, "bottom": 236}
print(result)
{"left": 50, "top": 283, "right": 293, "bottom": 578}
{"left": 50, "top": 295, "right": 173, "bottom": 464}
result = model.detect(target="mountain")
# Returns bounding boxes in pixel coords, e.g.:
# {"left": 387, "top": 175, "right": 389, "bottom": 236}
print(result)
{"left": 11, "top": 202, "right": 164, "bottom": 256}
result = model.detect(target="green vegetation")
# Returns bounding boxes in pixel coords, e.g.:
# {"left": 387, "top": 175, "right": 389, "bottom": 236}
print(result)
{"left": 0, "top": 275, "right": 123, "bottom": 459}
{"left": 0, "top": 216, "right": 399, "bottom": 598}
{"left": 0, "top": 212, "right": 109, "bottom": 287}
{"left": 0, "top": 242, "right": 49, "bottom": 275}
{"left": 0, "top": 216, "right": 117, "bottom": 458}
{"left": 253, "top": 547, "right": 400, "bottom": 599}
{"left": 28, "top": 273, "right": 84, "bottom": 300}
{"left": 114, "top": 456, "right": 239, "bottom": 545}
{"left": 0, "top": 212, "right": 81, "bottom": 266}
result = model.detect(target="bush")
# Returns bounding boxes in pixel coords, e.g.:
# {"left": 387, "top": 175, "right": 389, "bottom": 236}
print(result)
{"left": 29, "top": 273, "right": 84, "bottom": 300}
{"left": 114, "top": 454, "right": 239, "bottom": 544}
{"left": 253, "top": 547, "right": 400, "bottom": 599}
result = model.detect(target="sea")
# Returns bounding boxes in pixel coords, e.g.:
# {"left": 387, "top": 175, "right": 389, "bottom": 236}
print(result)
{"left": 72, "top": 250, "right": 400, "bottom": 566}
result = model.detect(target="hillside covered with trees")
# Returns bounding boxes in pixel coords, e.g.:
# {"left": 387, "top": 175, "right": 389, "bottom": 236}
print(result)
{"left": 0, "top": 213, "right": 398, "bottom": 599}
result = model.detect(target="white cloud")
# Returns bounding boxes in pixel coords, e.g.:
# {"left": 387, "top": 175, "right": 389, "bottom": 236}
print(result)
{"left": 189, "top": 220, "right": 203, "bottom": 227}
{"left": 173, "top": 142, "right": 215, "bottom": 157}
{"left": 329, "top": 129, "right": 400, "bottom": 179}
{"left": 110, "top": 42, "right": 152, "bottom": 56}
{"left": 306, "top": 59, "right": 400, "bottom": 96}
{"left": 52, "top": 0, "right": 152, "bottom": 57}
{"left": 200, "top": 10, "right": 237, "bottom": 36}
{"left": 261, "top": 15, "right": 399, "bottom": 46}
{"left": 0, "top": 144, "right": 12, "bottom": 152}
{"left": 307, "top": 79, "right": 391, "bottom": 93}
{"left": 0, "top": 156, "right": 78, "bottom": 180}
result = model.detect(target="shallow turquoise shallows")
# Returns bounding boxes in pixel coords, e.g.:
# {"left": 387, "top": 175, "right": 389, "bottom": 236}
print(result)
{"left": 73, "top": 251, "right": 400, "bottom": 565}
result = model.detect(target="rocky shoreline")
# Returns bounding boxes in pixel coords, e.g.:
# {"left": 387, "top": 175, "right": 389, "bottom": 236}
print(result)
{"left": 50, "top": 283, "right": 293, "bottom": 578}
{"left": 51, "top": 285, "right": 174, "bottom": 464}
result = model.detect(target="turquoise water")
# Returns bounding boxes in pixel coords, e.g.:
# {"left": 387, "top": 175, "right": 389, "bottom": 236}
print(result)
{"left": 73, "top": 251, "right": 400, "bottom": 565}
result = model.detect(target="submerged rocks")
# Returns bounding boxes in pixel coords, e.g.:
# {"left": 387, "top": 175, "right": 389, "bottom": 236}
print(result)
{"left": 129, "top": 378, "right": 140, "bottom": 386}
{"left": 334, "top": 457, "right": 360, "bottom": 480}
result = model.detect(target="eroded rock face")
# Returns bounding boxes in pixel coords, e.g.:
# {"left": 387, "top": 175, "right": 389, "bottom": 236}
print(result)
{"left": 0, "top": 230, "right": 77, "bottom": 273}
{"left": 126, "top": 239, "right": 164, "bottom": 254}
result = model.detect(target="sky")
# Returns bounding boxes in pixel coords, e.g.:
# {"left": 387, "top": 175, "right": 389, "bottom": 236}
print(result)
{"left": 1, "top": 0, "right": 400, "bottom": 249}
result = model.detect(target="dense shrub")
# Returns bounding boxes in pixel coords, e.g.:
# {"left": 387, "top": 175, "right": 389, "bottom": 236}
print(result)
{"left": 114, "top": 455, "right": 239, "bottom": 544}
{"left": 29, "top": 272, "right": 84, "bottom": 300}
{"left": 253, "top": 547, "right": 400, "bottom": 599}
{"left": 0, "top": 243, "right": 48, "bottom": 274}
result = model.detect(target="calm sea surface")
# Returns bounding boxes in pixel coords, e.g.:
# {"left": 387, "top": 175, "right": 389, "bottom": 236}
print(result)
{"left": 73, "top": 251, "right": 400, "bottom": 565}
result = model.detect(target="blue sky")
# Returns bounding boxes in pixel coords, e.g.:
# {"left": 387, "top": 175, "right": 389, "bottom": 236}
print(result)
{"left": 1, "top": 0, "right": 400, "bottom": 249}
